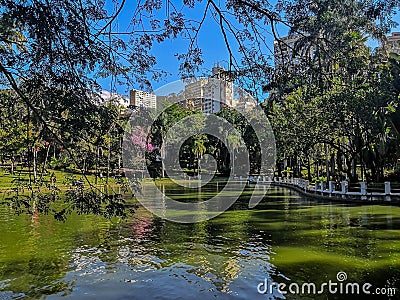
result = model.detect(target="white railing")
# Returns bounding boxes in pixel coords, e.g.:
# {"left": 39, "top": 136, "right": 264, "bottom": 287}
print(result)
{"left": 270, "top": 178, "right": 396, "bottom": 202}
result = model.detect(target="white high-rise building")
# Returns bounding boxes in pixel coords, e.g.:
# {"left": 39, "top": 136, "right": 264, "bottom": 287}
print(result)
{"left": 184, "top": 66, "right": 233, "bottom": 114}
{"left": 129, "top": 89, "right": 157, "bottom": 109}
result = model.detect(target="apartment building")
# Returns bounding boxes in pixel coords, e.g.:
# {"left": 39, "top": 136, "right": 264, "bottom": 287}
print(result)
{"left": 129, "top": 89, "right": 157, "bottom": 109}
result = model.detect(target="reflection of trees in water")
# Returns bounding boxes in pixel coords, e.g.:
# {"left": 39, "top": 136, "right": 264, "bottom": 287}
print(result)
{"left": 260, "top": 189, "right": 400, "bottom": 293}
{"left": 122, "top": 206, "right": 275, "bottom": 293}
{"left": 2, "top": 187, "right": 400, "bottom": 298}
{"left": 0, "top": 207, "right": 113, "bottom": 298}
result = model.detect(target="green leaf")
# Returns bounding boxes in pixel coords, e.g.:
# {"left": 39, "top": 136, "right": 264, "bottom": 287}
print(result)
{"left": 387, "top": 105, "right": 396, "bottom": 113}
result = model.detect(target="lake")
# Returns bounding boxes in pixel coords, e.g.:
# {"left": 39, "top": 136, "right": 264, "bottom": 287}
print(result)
{"left": 0, "top": 185, "right": 399, "bottom": 299}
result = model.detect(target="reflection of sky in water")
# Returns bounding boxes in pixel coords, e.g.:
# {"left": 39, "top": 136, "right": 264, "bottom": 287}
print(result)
{"left": 47, "top": 234, "right": 279, "bottom": 300}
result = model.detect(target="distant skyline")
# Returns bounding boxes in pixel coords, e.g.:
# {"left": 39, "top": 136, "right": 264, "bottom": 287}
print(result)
{"left": 97, "top": 0, "right": 285, "bottom": 97}
{"left": 97, "top": 1, "right": 400, "bottom": 98}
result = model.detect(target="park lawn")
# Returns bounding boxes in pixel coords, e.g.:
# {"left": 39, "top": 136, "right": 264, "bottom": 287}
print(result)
{"left": 0, "top": 169, "right": 124, "bottom": 192}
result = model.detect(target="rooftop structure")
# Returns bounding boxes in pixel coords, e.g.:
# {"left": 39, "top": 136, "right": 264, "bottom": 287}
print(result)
{"left": 184, "top": 66, "right": 234, "bottom": 114}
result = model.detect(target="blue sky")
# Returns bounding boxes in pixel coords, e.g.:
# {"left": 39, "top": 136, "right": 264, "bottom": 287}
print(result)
{"left": 98, "top": 1, "right": 400, "bottom": 98}
{"left": 98, "top": 0, "right": 284, "bottom": 97}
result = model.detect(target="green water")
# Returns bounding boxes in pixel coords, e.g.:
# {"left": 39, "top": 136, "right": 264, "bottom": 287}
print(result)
{"left": 0, "top": 186, "right": 399, "bottom": 299}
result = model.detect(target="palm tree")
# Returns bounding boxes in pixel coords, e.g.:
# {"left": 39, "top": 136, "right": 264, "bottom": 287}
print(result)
{"left": 192, "top": 134, "right": 207, "bottom": 177}
{"left": 227, "top": 133, "right": 241, "bottom": 177}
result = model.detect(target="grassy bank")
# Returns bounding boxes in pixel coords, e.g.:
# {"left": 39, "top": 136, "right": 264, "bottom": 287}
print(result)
{"left": 0, "top": 169, "right": 126, "bottom": 193}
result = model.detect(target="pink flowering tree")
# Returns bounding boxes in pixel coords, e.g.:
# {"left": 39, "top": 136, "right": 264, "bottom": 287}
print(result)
{"left": 124, "top": 125, "right": 156, "bottom": 173}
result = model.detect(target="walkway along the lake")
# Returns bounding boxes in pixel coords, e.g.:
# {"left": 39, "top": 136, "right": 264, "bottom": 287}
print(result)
{"left": 254, "top": 176, "right": 400, "bottom": 205}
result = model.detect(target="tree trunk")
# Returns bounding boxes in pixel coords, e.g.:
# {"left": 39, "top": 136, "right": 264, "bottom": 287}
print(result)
{"left": 39, "top": 145, "right": 50, "bottom": 183}
{"left": 232, "top": 148, "right": 235, "bottom": 176}
{"left": 106, "top": 143, "right": 111, "bottom": 184}
{"left": 10, "top": 153, "right": 15, "bottom": 175}
{"left": 325, "top": 158, "right": 330, "bottom": 182}
{"left": 33, "top": 147, "right": 38, "bottom": 182}
{"left": 198, "top": 155, "right": 200, "bottom": 177}
{"left": 307, "top": 156, "right": 312, "bottom": 181}
{"left": 43, "top": 144, "right": 50, "bottom": 172}
{"left": 118, "top": 136, "right": 122, "bottom": 172}
{"left": 161, "top": 147, "right": 165, "bottom": 178}
{"left": 95, "top": 146, "right": 99, "bottom": 185}
{"left": 277, "top": 161, "right": 282, "bottom": 178}
{"left": 83, "top": 158, "right": 86, "bottom": 174}
{"left": 330, "top": 154, "right": 336, "bottom": 181}
{"left": 324, "top": 144, "right": 330, "bottom": 182}
{"left": 345, "top": 156, "right": 354, "bottom": 181}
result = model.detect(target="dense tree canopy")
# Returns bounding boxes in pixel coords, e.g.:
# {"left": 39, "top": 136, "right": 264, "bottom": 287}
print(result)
{"left": 266, "top": 0, "right": 400, "bottom": 182}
